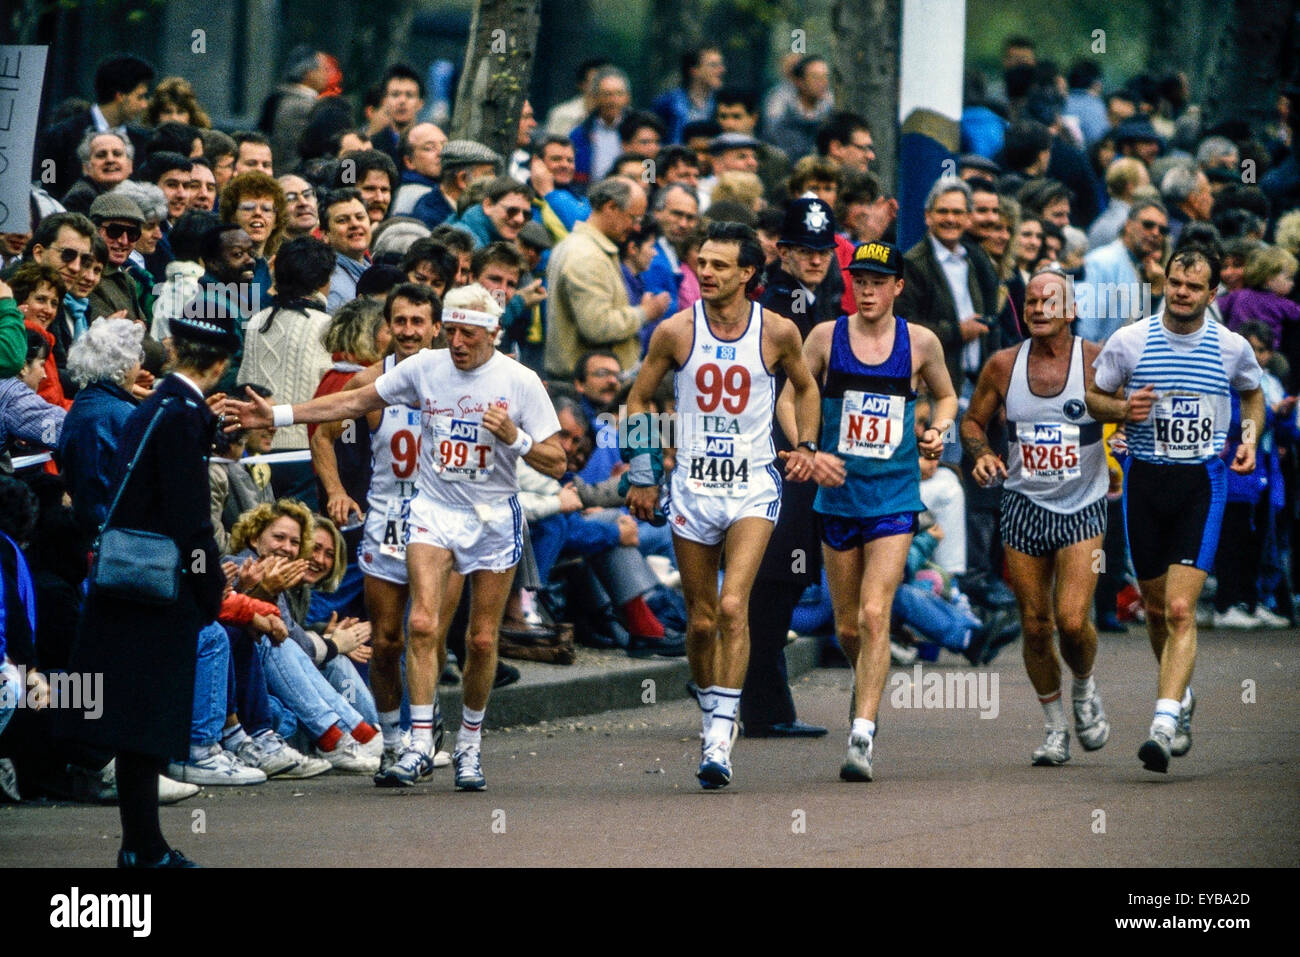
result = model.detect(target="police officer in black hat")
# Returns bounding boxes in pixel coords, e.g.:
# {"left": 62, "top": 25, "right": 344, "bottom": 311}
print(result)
{"left": 740, "top": 195, "right": 848, "bottom": 738}
{"left": 62, "top": 307, "right": 239, "bottom": 867}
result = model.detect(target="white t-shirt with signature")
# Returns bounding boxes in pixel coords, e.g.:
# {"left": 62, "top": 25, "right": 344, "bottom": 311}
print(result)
{"left": 374, "top": 349, "right": 560, "bottom": 510}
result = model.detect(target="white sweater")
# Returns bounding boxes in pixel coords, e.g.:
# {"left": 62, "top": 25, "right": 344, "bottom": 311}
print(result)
{"left": 237, "top": 298, "right": 333, "bottom": 450}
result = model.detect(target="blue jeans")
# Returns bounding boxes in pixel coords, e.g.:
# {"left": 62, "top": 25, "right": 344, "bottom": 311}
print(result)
{"left": 323, "top": 655, "right": 378, "bottom": 726}
{"left": 191, "top": 622, "right": 231, "bottom": 747}
{"left": 258, "top": 637, "right": 365, "bottom": 739}
{"left": 892, "top": 582, "right": 980, "bottom": 652}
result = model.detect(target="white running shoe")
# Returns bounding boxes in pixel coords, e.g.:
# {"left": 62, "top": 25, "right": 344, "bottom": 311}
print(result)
{"left": 1213, "top": 605, "right": 1260, "bottom": 630}
{"left": 357, "top": 733, "right": 383, "bottom": 758}
{"left": 433, "top": 750, "right": 452, "bottom": 768}
{"left": 1031, "top": 728, "right": 1071, "bottom": 766}
{"left": 167, "top": 746, "right": 267, "bottom": 786}
{"left": 1072, "top": 692, "right": 1110, "bottom": 751}
{"left": 839, "top": 732, "right": 873, "bottom": 782}
{"left": 1171, "top": 688, "right": 1195, "bottom": 757}
{"left": 316, "top": 734, "right": 380, "bottom": 774}
{"left": 698, "top": 737, "right": 733, "bottom": 789}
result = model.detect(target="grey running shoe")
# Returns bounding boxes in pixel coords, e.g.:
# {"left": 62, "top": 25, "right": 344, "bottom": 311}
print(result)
{"left": 839, "top": 732, "right": 874, "bottom": 782}
{"left": 1139, "top": 728, "right": 1173, "bottom": 773}
{"left": 1073, "top": 692, "right": 1111, "bottom": 751}
{"left": 1171, "top": 688, "right": 1195, "bottom": 757}
{"left": 1032, "top": 728, "right": 1071, "bottom": 766}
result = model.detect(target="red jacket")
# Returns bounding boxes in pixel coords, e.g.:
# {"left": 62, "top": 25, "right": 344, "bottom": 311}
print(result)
{"left": 24, "top": 319, "right": 71, "bottom": 411}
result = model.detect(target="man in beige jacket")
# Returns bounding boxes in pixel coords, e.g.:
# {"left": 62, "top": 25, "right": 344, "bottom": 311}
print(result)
{"left": 544, "top": 177, "right": 670, "bottom": 380}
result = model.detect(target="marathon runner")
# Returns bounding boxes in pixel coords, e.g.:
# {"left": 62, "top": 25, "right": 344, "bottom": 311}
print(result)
{"left": 962, "top": 268, "right": 1111, "bottom": 766}
{"left": 230, "top": 283, "right": 565, "bottom": 791}
{"left": 797, "top": 240, "right": 957, "bottom": 782}
{"left": 624, "top": 220, "right": 821, "bottom": 789}
{"left": 1086, "top": 245, "right": 1264, "bottom": 773}
{"left": 310, "top": 282, "right": 457, "bottom": 784}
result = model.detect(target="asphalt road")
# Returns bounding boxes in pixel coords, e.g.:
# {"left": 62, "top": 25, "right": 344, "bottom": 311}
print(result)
{"left": 2, "top": 628, "right": 1296, "bottom": 868}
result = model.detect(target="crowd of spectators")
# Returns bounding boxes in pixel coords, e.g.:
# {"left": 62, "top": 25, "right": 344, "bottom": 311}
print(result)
{"left": 2, "top": 36, "right": 1299, "bottom": 803}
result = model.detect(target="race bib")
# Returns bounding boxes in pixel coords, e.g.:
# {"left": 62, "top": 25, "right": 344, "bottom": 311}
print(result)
{"left": 686, "top": 434, "right": 751, "bottom": 497}
{"left": 1017, "top": 422, "right": 1081, "bottom": 482}
{"left": 838, "top": 391, "right": 904, "bottom": 459}
{"left": 1151, "top": 393, "right": 1215, "bottom": 460}
{"left": 378, "top": 499, "right": 410, "bottom": 559}
{"left": 431, "top": 415, "right": 494, "bottom": 482}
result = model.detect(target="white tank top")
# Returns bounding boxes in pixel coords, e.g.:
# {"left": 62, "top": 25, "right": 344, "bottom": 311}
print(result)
{"left": 1004, "top": 336, "right": 1109, "bottom": 513}
{"left": 672, "top": 300, "right": 777, "bottom": 497}
{"left": 368, "top": 354, "right": 422, "bottom": 513}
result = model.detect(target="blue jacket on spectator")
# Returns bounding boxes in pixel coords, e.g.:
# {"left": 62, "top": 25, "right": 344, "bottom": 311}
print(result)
{"left": 411, "top": 186, "right": 455, "bottom": 229}
{"left": 58, "top": 380, "right": 137, "bottom": 536}
{"left": 641, "top": 238, "right": 682, "bottom": 316}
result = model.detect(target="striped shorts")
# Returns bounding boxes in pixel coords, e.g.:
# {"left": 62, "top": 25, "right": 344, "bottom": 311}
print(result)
{"left": 1000, "top": 489, "right": 1107, "bottom": 557}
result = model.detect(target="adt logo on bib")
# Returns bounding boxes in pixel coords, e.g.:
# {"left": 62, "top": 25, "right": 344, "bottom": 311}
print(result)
{"left": 1171, "top": 397, "right": 1199, "bottom": 417}
{"left": 450, "top": 419, "right": 478, "bottom": 441}
{"left": 1033, "top": 424, "right": 1063, "bottom": 444}
{"left": 705, "top": 436, "right": 734, "bottom": 456}
{"left": 716, "top": 345, "right": 736, "bottom": 360}
{"left": 858, "top": 395, "right": 891, "bottom": 415}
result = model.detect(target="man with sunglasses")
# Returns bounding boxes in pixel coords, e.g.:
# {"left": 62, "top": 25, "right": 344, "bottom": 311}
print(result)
{"left": 11, "top": 213, "right": 97, "bottom": 392}
{"left": 1076, "top": 199, "right": 1169, "bottom": 343}
{"left": 451, "top": 176, "right": 535, "bottom": 250}
{"left": 87, "top": 192, "right": 151, "bottom": 325}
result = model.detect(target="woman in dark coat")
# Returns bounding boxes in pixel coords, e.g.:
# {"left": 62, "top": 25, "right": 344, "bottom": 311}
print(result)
{"left": 60, "top": 306, "right": 238, "bottom": 868}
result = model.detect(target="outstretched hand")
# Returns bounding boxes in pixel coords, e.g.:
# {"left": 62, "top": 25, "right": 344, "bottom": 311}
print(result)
{"left": 224, "top": 386, "right": 275, "bottom": 432}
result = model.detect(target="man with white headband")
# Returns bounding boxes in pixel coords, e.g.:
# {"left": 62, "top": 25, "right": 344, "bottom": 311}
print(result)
{"left": 227, "top": 282, "right": 565, "bottom": 791}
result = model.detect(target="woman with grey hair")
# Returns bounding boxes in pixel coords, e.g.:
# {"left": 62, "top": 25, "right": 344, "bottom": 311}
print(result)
{"left": 111, "top": 180, "right": 172, "bottom": 285}
{"left": 58, "top": 317, "right": 144, "bottom": 535}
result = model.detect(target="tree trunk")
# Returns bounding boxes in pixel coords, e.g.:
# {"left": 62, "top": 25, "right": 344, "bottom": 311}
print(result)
{"left": 830, "top": 0, "right": 902, "bottom": 196}
{"left": 645, "top": 0, "right": 706, "bottom": 99}
{"left": 451, "top": 0, "right": 544, "bottom": 161}
{"left": 1203, "top": 0, "right": 1299, "bottom": 131}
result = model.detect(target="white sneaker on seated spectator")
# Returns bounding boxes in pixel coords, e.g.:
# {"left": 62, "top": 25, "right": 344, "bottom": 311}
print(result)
{"left": 433, "top": 749, "right": 451, "bottom": 768}
{"left": 167, "top": 745, "right": 267, "bottom": 786}
{"left": 1213, "top": 605, "right": 1260, "bottom": 630}
{"left": 233, "top": 733, "right": 296, "bottom": 777}
{"left": 315, "top": 733, "right": 380, "bottom": 774}
{"left": 358, "top": 732, "right": 384, "bottom": 758}
{"left": 1251, "top": 605, "right": 1290, "bottom": 629}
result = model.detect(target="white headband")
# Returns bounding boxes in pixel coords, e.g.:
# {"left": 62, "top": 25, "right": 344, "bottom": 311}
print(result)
{"left": 443, "top": 307, "right": 500, "bottom": 329}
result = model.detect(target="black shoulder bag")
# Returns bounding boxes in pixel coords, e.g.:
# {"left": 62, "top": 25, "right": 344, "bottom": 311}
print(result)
{"left": 88, "top": 398, "right": 181, "bottom": 604}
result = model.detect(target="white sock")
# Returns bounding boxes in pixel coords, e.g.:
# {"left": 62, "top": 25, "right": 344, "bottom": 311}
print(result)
{"left": 379, "top": 709, "right": 402, "bottom": 749}
{"left": 698, "top": 685, "right": 717, "bottom": 737}
{"left": 191, "top": 742, "right": 215, "bottom": 763}
{"left": 851, "top": 717, "right": 876, "bottom": 742}
{"left": 1039, "top": 691, "right": 1067, "bottom": 731}
{"left": 410, "top": 704, "right": 435, "bottom": 753}
{"left": 707, "top": 687, "right": 740, "bottom": 745}
{"left": 1181, "top": 686, "right": 1194, "bottom": 709}
{"left": 458, "top": 706, "right": 485, "bottom": 750}
{"left": 221, "top": 724, "right": 249, "bottom": 750}
{"left": 1152, "top": 698, "right": 1180, "bottom": 736}
{"left": 1071, "top": 674, "right": 1096, "bottom": 702}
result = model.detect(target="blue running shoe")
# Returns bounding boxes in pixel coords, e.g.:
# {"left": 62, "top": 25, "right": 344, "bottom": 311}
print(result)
{"left": 453, "top": 746, "right": 486, "bottom": 791}
{"left": 375, "top": 746, "right": 434, "bottom": 788}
